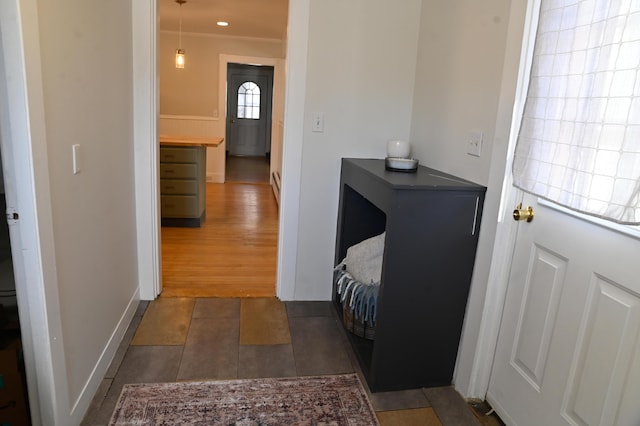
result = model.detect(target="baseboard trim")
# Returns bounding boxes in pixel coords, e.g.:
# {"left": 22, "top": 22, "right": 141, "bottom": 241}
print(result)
{"left": 69, "top": 289, "right": 140, "bottom": 424}
{"left": 207, "top": 172, "right": 225, "bottom": 183}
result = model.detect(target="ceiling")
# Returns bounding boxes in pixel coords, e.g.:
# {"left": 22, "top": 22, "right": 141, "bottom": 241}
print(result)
{"left": 159, "top": 0, "right": 289, "bottom": 40}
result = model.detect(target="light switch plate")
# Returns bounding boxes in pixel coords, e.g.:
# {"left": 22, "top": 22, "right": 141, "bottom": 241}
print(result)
{"left": 312, "top": 112, "right": 324, "bottom": 132}
{"left": 467, "top": 131, "right": 483, "bottom": 157}
{"left": 72, "top": 144, "right": 81, "bottom": 174}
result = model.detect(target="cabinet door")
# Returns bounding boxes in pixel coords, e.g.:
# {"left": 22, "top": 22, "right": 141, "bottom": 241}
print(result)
{"left": 160, "top": 180, "right": 198, "bottom": 195}
{"left": 161, "top": 195, "right": 200, "bottom": 218}
{"left": 160, "top": 164, "right": 198, "bottom": 180}
{"left": 160, "top": 147, "right": 199, "bottom": 163}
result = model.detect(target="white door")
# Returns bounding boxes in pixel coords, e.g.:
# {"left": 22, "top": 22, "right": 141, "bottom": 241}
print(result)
{"left": 487, "top": 192, "right": 640, "bottom": 425}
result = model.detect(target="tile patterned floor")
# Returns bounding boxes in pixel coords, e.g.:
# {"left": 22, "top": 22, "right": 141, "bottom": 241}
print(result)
{"left": 82, "top": 298, "right": 493, "bottom": 425}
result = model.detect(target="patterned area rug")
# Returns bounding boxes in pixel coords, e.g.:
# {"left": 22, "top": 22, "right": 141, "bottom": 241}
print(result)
{"left": 109, "top": 373, "right": 379, "bottom": 425}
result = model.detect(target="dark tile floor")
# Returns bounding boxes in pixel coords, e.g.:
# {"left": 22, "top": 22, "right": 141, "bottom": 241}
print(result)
{"left": 82, "top": 298, "right": 491, "bottom": 425}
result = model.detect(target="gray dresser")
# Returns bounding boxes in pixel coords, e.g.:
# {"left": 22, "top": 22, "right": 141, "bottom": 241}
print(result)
{"left": 160, "top": 145, "right": 206, "bottom": 227}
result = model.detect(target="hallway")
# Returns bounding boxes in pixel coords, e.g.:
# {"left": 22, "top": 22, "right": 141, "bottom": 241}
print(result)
{"left": 161, "top": 181, "right": 278, "bottom": 297}
{"left": 81, "top": 298, "right": 501, "bottom": 425}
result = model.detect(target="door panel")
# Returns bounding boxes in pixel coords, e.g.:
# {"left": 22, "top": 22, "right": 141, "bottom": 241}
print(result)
{"left": 563, "top": 277, "right": 640, "bottom": 426}
{"left": 512, "top": 245, "right": 567, "bottom": 391}
{"left": 226, "top": 64, "right": 273, "bottom": 157}
{"left": 487, "top": 193, "right": 640, "bottom": 426}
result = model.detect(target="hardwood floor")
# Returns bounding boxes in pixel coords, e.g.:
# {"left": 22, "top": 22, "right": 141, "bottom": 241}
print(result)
{"left": 225, "top": 155, "right": 270, "bottom": 183}
{"left": 161, "top": 182, "right": 278, "bottom": 298}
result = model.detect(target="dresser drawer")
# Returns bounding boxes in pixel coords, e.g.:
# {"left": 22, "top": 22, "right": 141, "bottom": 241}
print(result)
{"left": 161, "top": 195, "right": 201, "bottom": 217}
{"left": 160, "top": 180, "right": 198, "bottom": 195}
{"left": 160, "top": 163, "right": 198, "bottom": 179}
{"left": 160, "top": 146, "right": 199, "bottom": 163}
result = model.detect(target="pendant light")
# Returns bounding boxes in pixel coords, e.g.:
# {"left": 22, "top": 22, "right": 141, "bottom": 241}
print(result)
{"left": 175, "top": 0, "right": 186, "bottom": 69}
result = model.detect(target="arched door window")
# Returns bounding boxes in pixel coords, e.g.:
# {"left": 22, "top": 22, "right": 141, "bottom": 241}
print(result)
{"left": 237, "top": 81, "right": 260, "bottom": 119}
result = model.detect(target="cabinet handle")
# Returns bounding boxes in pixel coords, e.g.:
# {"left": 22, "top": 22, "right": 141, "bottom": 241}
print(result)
{"left": 471, "top": 196, "right": 480, "bottom": 236}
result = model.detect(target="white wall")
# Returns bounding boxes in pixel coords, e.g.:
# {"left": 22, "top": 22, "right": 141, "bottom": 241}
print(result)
{"left": 159, "top": 32, "right": 284, "bottom": 117}
{"left": 408, "top": 0, "right": 513, "bottom": 395}
{"left": 290, "top": 0, "right": 422, "bottom": 299}
{"left": 35, "top": 0, "right": 139, "bottom": 421}
{"left": 158, "top": 34, "right": 285, "bottom": 183}
{"left": 410, "top": 0, "right": 511, "bottom": 185}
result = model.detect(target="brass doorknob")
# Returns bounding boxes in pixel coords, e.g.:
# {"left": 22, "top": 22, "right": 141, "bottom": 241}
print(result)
{"left": 513, "top": 203, "right": 534, "bottom": 222}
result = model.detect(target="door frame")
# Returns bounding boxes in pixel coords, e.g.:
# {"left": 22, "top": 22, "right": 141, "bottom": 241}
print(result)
{"left": 134, "top": 1, "right": 311, "bottom": 301}
{"left": 0, "top": 0, "right": 310, "bottom": 422}
{"left": 225, "top": 63, "right": 274, "bottom": 157}
{"left": 0, "top": 0, "right": 70, "bottom": 423}
{"left": 460, "top": 0, "right": 546, "bottom": 399}
{"left": 219, "top": 56, "right": 279, "bottom": 174}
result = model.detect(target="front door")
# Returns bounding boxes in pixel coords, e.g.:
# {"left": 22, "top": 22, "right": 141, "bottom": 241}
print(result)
{"left": 226, "top": 64, "right": 273, "bottom": 157}
{"left": 487, "top": 193, "right": 640, "bottom": 425}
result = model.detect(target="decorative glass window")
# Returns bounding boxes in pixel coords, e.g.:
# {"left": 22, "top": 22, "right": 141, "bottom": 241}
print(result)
{"left": 237, "top": 81, "right": 260, "bottom": 120}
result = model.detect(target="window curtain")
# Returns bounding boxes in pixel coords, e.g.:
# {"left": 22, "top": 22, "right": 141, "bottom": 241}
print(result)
{"left": 512, "top": 0, "right": 640, "bottom": 224}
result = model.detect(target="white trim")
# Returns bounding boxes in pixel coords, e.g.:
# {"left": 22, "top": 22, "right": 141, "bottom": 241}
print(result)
{"left": 206, "top": 171, "right": 225, "bottom": 183}
{"left": 160, "top": 114, "right": 218, "bottom": 122}
{"left": 68, "top": 290, "right": 139, "bottom": 423}
{"left": 462, "top": 0, "right": 541, "bottom": 399}
{"left": 133, "top": 0, "right": 161, "bottom": 300}
{"left": 276, "top": 0, "right": 310, "bottom": 300}
{"left": 159, "top": 29, "right": 284, "bottom": 44}
{"left": 0, "top": 0, "right": 70, "bottom": 423}
{"left": 218, "top": 53, "right": 281, "bottom": 126}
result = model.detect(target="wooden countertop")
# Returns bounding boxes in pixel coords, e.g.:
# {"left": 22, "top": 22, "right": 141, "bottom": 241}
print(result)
{"left": 159, "top": 134, "right": 224, "bottom": 148}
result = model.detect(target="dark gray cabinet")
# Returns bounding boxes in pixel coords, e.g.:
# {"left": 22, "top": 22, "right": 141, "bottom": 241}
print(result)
{"left": 160, "top": 145, "right": 206, "bottom": 227}
{"left": 333, "top": 158, "right": 486, "bottom": 392}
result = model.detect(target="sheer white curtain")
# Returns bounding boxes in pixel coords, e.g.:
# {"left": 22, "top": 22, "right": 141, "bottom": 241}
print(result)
{"left": 513, "top": 0, "right": 640, "bottom": 224}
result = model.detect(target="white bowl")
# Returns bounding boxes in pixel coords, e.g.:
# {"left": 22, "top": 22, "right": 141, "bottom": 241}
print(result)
{"left": 385, "top": 157, "right": 419, "bottom": 171}
{"left": 387, "top": 140, "right": 411, "bottom": 158}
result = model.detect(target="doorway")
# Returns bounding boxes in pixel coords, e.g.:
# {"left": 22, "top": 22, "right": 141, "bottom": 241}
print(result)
{"left": 470, "top": 0, "right": 640, "bottom": 423}
{"left": 159, "top": 58, "right": 282, "bottom": 298}
{"left": 226, "top": 64, "right": 274, "bottom": 158}
{"left": 135, "top": 0, "right": 307, "bottom": 301}
{"left": 225, "top": 63, "right": 273, "bottom": 185}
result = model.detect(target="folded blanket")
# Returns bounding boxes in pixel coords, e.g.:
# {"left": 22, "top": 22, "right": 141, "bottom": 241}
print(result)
{"left": 340, "top": 232, "right": 385, "bottom": 285}
{"left": 335, "top": 232, "right": 384, "bottom": 325}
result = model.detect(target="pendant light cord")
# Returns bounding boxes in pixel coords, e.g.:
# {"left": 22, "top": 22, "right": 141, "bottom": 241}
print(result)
{"left": 179, "top": 2, "right": 182, "bottom": 48}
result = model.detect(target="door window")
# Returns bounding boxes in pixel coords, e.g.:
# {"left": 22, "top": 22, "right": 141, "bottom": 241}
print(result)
{"left": 511, "top": 0, "right": 640, "bottom": 225}
{"left": 237, "top": 81, "right": 260, "bottom": 120}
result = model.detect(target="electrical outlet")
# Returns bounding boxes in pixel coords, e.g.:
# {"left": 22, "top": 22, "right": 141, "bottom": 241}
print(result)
{"left": 467, "top": 131, "right": 483, "bottom": 157}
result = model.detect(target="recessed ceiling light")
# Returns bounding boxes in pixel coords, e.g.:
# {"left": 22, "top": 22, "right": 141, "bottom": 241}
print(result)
{"left": 217, "top": 21, "right": 229, "bottom": 27}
